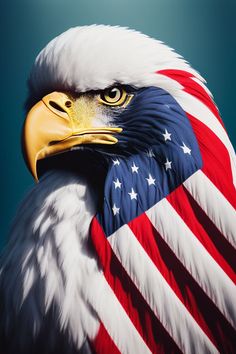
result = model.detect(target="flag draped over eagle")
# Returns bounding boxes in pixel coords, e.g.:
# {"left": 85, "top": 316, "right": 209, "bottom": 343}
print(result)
{"left": 90, "top": 69, "right": 236, "bottom": 354}
{"left": 0, "top": 25, "right": 235, "bottom": 354}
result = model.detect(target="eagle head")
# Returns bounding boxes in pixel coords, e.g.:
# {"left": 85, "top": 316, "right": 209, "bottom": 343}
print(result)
{"left": 23, "top": 25, "right": 200, "bottom": 182}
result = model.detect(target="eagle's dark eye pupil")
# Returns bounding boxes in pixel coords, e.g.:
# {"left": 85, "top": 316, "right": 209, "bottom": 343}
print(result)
{"left": 109, "top": 88, "right": 119, "bottom": 99}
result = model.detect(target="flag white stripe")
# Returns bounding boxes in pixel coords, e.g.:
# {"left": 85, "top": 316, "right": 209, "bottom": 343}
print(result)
{"left": 109, "top": 226, "right": 219, "bottom": 354}
{"left": 184, "top": 170, "right": 236, "bottom": 248}
{"left": 175, "top": 90, "right": 236, "bottom": 185}
{"left": 146, "top": 198, "right": 236, "bottom": 329}
{"left": 90, "top": 272, "right": 152, "bottom": 354}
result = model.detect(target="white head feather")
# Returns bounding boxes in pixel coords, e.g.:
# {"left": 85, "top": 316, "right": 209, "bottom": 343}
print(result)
{"left": 29, "top": 25, "right": 203, "bottom": 100}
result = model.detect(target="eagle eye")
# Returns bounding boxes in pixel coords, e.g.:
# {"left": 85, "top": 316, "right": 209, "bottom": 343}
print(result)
{"left": 99, "top": 87, "right": 128, "bottom": 107}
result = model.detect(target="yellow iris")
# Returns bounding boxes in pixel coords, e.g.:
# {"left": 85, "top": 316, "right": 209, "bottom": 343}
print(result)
{"left": 99, "top": 87, "right": 132, "bottom": 107}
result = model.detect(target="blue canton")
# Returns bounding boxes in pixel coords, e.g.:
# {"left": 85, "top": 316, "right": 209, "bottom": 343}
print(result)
{"left": 97, "top": 87, "right": 202, "bottom": 236}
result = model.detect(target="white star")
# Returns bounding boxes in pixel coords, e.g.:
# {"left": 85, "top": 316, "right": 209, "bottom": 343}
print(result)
{"left": 112, "top": 159, "right": 120, "bottom": 166}
{"left": 146, "top": 148, "right": 155, "bottom": 158}
{"left": 112, "top": 204, "right": 120, "bottom": 215}
{"left": 146, "top": 174, "right": 156, "bottom": 186}
{"left": 113, "top": 178, "right": 122, "bottom": 189}
{"left": 131, "top": 162, "right": 139, "bottom": 173}
{"left": 165, "top": 158, "right": 172, "bottom": 170}
{"left": 128, "top": 188, "right": 138, "bottom": 200}
{"left": 180, "top": 142, "right": 191, "bottom": 155}
{"left": 162, "top": 129, "right": 171, "bottom": 142}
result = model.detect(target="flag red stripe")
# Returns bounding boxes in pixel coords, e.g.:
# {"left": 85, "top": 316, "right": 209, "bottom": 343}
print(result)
{"left": 158, "top": 69, "right": 225, "bottom": 127}
{"left": 90, "top": 217, "right": 182, "bottom": 354}
{"left": 158, "top": 69, "right": 235, "bottom": 209}
{"left": 167, "top": 185, "right": 236, "bottom": 283}
{"left": 91, "top": 323, "right": 121, "bottom": 354}
{"left": 183, "top": 186, "right": 236, "bottom": 273}
{"left": 187, "top": 113, "right": 236, "bottom": 209}
{"left": 128, "top": 213, "right": 236, "bottom": 353}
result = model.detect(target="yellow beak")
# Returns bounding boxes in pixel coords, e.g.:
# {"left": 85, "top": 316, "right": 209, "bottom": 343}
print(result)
{"left": 22, "top": 92, "right": 122, "bottom": 180}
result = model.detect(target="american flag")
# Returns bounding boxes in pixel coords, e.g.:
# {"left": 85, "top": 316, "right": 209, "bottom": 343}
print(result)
{"left": 90, "top": 70, "right": 236, "bottom": 353}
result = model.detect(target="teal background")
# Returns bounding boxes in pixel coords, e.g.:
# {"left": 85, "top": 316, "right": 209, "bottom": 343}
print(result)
{"left": 0, "top": 0, "right": 235, "bottom": 248}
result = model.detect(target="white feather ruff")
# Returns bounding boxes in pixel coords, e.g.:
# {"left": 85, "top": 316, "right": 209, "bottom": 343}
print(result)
{"left": 0, "top": 171, "right": 100, "bottom": 350}
{"left": 29, "top": 25, "right": 203, "bottom": 100}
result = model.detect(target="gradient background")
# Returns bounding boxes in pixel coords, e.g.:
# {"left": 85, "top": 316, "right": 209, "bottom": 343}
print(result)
{"left": 0, "top": 0, "right": 235, "bottom": 248}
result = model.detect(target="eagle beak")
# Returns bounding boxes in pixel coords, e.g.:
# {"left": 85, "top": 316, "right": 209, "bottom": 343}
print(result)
{"left": 22, "top": 92, "right": 122, "bottom": 181}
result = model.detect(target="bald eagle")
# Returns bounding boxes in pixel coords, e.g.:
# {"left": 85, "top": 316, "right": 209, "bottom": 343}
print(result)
{"left": 0, "top": 25, "right": 236, "bottom": 354}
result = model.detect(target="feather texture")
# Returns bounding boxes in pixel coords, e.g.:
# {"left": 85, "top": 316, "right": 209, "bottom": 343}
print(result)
{"left": 0, "top": 171, "right": 100, "bottom": 353}
{"left": 27, "top": 25, "right": 203, "bottom": 108}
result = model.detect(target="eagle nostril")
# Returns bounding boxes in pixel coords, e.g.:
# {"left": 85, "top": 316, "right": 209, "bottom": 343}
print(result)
{"left": 65, "top": 100, "right": 72, "bottom": 108}
{"left": 49, "top": 100, "right": 67, "bottom": 113}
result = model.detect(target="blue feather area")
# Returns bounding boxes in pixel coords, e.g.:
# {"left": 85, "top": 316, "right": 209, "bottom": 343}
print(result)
{"left": 97, "top": 87, "right": 202, "bottom": 236}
